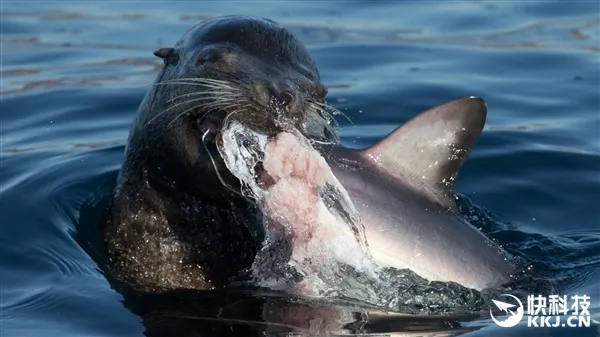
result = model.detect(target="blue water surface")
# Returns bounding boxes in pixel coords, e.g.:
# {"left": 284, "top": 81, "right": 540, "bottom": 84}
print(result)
{"left": 1, "top": 1, "right": 599, "bottom": 336}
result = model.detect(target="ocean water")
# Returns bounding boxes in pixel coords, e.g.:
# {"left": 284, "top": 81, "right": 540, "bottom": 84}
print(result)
{"left": 1, "top": 1, "right": 599, "bottom": 336}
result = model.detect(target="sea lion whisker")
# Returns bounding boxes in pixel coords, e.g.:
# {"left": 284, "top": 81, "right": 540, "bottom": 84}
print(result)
{"left": 313, "top": 101, "right": 352, "bottom": 121}
{"left": 166, "top": 106, "right": 206, "bottom": 128}
{"left": 191, "top": 79, "right": 242, "bottom": 91}
{"left": 171, "top": 77, "right": 232, "bottom": 86}
{"left": 167, "top": 100, "right": 240, "bottom": 127}
{"left": 146, "top": 95, "right": 238, "bottom": 128}
{"left": 310, "top": 101, "right": 354, "bottom": 126}
{"left": 196, "top": 98, "right": 241, "bottom": 112}
{"left": 162, "top": 78, "right": 242, "bottom": 91}
{"left": 182, "top": 80, "right": 241, "bottom": 91}
{"left": 191, "top": 102, "right": 245, "bottom": 132}
{"left": 305, "top": 102, "right": 342, "bottom": 142}
{"left": 153, "top": 81, "right": 210, "bottom": 87}
{"left": 307, "top": 101, "right": 338, "bottom": 130}
{"left": 155, "top": 82, "right": 232, "bottom": 91}
{"left": 167, "top": 91, "right": 240, "bottom": 104}
{"left": 209, "top": 69, "right": 249, "bottom": 86}
{"left": 221, "top": 104, "right": 252, "bottom": 130}
{"left": 202, "top": 129, "right": 251, "bottom": 201}
{"left": 169, "top": 95, "right": 236, "bottom": 113}
{"left": 157, "top": 77, "right": 227, "bottom": 84}
{"left": 151, "top": 82, "right": 232, "bottom": 92}
{"left": 154, "top": 81, "right": 240, "bottom": 92}
{"left": 196, "top": 104, "right": 237, "bottom": 127}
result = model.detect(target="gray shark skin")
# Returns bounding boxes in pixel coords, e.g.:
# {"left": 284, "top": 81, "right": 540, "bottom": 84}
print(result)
{"left": 320, "top": 97, "right": 515, "bottom": 291}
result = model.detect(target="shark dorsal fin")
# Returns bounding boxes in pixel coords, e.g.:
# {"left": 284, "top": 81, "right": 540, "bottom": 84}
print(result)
{"left": 360, "top": 97, "right": 487, "bottom": 210}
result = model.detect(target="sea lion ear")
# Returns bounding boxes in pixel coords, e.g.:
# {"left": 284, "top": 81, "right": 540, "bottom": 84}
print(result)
{"left": 153, "top": 48, "right": 179, "bottom": 65}
{"left": 153, "top": 47, "right": 175, "bottom": 59}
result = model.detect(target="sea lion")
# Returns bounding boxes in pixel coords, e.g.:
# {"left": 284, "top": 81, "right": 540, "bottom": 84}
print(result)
{"left": 102, "top": 15, "right": 338, "bottom": 292}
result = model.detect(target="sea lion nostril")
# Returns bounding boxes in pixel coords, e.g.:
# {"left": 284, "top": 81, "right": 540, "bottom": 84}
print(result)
{"left": 279, "top": 90, "right": 295, "bottom": 107}
{"left": 278, "top": 81, "right": 296, "bottom": 108}
{"left": 252, "top": 79, "right": 295, "bottom": 108}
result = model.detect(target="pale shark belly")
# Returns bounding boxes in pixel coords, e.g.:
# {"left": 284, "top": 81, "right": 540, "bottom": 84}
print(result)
{"left": 339, "top": 170, "right": 514, "bottom": 291}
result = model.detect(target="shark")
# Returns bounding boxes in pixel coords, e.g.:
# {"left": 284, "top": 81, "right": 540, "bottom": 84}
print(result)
{"left": 313, "top": 96, "right": 516, "bottom": 291}
{"left": 220, "top": 96, "right": 516, "bottom": 292}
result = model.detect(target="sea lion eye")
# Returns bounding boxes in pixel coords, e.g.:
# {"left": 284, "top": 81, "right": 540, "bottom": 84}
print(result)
{"left": 196, "top": 46, "right": 237, "bottom": 67}
{"left": 197, "top": 50, "right": 219, "bottom": 65}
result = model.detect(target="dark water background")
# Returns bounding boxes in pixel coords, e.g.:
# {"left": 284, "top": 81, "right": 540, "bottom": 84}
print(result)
{"left": 1, "top": 1, "right": 599, "bottom": 336}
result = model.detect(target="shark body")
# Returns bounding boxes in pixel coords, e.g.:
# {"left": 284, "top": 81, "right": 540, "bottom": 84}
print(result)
{"left": 319, "top": 97, "right": 515, "bottom": 290}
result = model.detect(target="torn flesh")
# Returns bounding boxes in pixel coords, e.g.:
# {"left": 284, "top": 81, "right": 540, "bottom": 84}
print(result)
{"left": 217, "top": 121, "right": 377, "bottom": 295}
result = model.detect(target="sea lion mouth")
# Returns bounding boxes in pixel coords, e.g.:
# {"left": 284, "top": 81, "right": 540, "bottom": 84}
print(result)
{"left": 146, "top": 73, "right": 348, "bottom": 205}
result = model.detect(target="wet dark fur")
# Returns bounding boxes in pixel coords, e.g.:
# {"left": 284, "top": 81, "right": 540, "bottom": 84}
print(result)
{"left": 102, "top": 16, "right": 339, "bottom": 292}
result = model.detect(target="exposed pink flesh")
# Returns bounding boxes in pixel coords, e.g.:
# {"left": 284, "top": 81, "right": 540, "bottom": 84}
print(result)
{"left": 260, "top": 132, "right": 333, "bottom": 265}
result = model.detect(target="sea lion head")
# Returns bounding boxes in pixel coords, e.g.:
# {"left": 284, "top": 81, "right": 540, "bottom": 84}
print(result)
{"left": 129, "top": 15, "right": 338, "bottom": 204}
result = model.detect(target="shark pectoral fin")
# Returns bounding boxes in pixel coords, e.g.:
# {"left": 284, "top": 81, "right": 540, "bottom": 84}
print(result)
{"left": 360, "top": 97, "right": 487, "bottom": 210}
